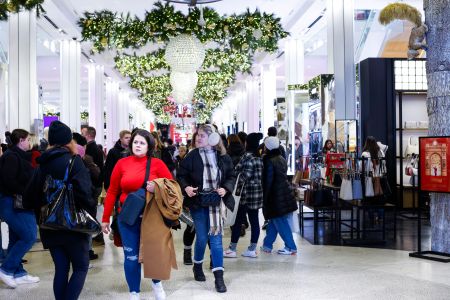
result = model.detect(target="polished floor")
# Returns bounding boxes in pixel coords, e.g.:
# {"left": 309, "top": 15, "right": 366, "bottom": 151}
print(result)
{"left": 1, "top": 219, "right": 449, "bottom": 300}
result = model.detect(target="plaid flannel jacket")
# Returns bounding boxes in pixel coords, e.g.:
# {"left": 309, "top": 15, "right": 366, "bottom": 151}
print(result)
{"left": 235, "top": 152, "right": 263, "bottom": 210}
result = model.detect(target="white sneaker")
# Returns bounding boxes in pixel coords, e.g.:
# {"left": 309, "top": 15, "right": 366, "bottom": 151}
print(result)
{"left": 151, "top": 281, "right": 166, "bottom": 300}
{"left": 223, "top": 248, "right": 237, "bottom": 258}
{"left": 130, "top": 292, "right": 140, "bottom": 300}
{"left": 88, "top": 264, "right": 93, "bottom": 269}
{"left": 241, "top": 249, "right": 257, "bottom": 258}
{"left": 15, "top": 274, "right": 40, "bottom": 285}
{"left": 0, "top": 270, "right": 17, "bottom": 288}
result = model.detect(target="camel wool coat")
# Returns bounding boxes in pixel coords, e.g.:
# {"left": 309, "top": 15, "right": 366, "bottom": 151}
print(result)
{"left": 139, "top": 178, "right": 183, "bottom": 280}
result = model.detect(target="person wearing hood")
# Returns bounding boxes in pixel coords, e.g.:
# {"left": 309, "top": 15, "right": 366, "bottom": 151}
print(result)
{"left": 104, "top": 130, "right": 131, "bottom": 191}
{"left": 0, "top": 129, "right": 39, "bottom": 288}
{"left": 227, "top": 134, "right": 245, "bottom": 167}
{"left": 33, "top": 121, "right": 95, "bottom": 300}
{"left": 224, "top": 132, "right": 264, "bottom": 259}
{"left": 260, "top": 137, "right": 298, "bottom": 256}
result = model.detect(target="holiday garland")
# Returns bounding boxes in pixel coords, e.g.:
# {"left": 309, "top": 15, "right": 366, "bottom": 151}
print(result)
{"left": 79, "top": 1, "right": 288, "bottom": 123}
{"left": 0, "top": 0, "right": 45, "bottom": 21}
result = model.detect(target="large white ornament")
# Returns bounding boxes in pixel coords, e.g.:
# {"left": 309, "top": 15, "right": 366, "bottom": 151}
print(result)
{"left": 164, "top": 34, "right": 205, "bottom": 73}
{"left": 170, "top": 72, "right": 198, "bottom": 104}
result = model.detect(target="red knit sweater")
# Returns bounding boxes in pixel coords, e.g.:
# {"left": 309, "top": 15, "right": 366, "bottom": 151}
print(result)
{"left": 102, "top": 155, "right": 173, "bottom": 223}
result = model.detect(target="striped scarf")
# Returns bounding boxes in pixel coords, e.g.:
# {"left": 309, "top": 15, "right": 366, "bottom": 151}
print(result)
{"left": 199, "top": 148, "right": 222, "bottom": 235}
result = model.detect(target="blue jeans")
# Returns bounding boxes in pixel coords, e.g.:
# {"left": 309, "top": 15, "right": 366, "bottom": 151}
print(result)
{"left": 49, "top": 240, "right": 89, "bottom": 300}
{"left": 190, "top": 207, "right": 223, "bottom": 270}
{"left": 118, "top": 216, "right": 160, "bottom": 293}
{"left": 262, "top": 214, "right": 297, "bottom": 251}
{"left": 0, "top": 195, "right": 37, "bottom": 278}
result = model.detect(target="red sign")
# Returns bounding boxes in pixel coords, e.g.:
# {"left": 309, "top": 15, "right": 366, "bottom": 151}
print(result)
{"left": 419, "top": 137, "right": 450, "bottom": 193}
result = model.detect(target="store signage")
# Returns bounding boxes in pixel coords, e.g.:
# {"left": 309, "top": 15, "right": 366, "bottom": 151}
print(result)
{"left": 419, "top": 136, "right": 450, "bottom": 193}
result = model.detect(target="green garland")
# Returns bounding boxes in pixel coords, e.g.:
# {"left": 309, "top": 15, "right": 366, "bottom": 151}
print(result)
{"left": 80, "top": 1, "right": 288, "bottom": 122}
{"left": 0, "top": 0, "right": 45, "bottom": 21}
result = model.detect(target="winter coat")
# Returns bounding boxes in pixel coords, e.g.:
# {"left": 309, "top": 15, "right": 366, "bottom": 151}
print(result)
{"left": 139, "top": 178, "right": 182, "bottom": 280}
{"left": 177, "top": 148, "right": 236, "bottom": 211}
{"left": 262, "top": 148, "right": 297, "bottom": 219}
{"left": 235, "top": 152, "right": 264, "bottom": 210}
{"left": 0, "top": 146, "right": 34, "bottom": 197}
{"left": 154, "top": 147, "right": 176, "bottom": 172}
{"left": 31, "top": 147, "right": 96, "bottom": 249}
{"left": 86, "top": 141, "right": 104, "bottom": 187}
{"left": 227, "top": 142, "right": 245, "bottom": 167}
{"left": 104, "top": 140, "right": 128, "bottom": 190}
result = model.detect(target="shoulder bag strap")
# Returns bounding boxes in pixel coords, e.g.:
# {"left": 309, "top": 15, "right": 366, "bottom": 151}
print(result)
{"left": 141, "top": 157, "right": 152, "bottom": 188}
{"left": 63, "top": 155, "right": 77, "bottom": 183}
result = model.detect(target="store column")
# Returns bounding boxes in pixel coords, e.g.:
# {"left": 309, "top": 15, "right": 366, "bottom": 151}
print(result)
{"left": 105, "top": 80, "right": 119, "bottom": 150}
{"left": 88, "top": 64, "right": 105, "bottom": 145}
{"left": 260, "top": 64, "right": 276, "bottom": 135}
{"left": 8, "top": 10, "right": 38, "bottom": 131}
{"left": 285, "top": 38, "right": 304, "bottom": 87}
{"left": 0, "top": 64, "right": 7, "bottom": 139}
{"left": 60, "top": 39, "right": 81, "bottom": 131}
{"left": 327, "top": 0, "right": 356, "bottom": 119}
{"left": 246, "top": 78, "right": 260, "bottom": 133}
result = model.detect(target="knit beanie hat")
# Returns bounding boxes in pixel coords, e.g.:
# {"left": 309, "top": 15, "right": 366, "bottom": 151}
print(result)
{"left": 264, "top": 136, "right": 279, "bottom": 151}
{"left": 246, "top": 132, "right": 263, "bottom": 152}
{"left": 48, "top": 121, "right": 72, "bottom": 146}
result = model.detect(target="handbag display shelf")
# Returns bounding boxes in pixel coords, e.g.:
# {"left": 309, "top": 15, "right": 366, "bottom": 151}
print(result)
{"left": 337, "top": 157, "right": 397, "bottom": 245}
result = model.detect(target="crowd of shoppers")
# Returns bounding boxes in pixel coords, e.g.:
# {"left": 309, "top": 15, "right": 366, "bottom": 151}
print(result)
{"left": 0, "top": 122, "right": 305, "bottom": 299}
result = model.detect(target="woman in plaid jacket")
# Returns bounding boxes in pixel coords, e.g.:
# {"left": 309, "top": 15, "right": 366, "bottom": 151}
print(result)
{"left": 224, "top": 133, "right": 264, "bottom": 258}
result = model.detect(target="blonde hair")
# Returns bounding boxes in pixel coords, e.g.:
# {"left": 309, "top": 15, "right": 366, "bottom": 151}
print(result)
{"left": 151, "top": 131, "right": 164, "bottom": 150}
{"left": 29, "top": 134, "right": 40, "bottom": 150}
{"left": 198, "top": 124, "right": 226, "bottom": 156}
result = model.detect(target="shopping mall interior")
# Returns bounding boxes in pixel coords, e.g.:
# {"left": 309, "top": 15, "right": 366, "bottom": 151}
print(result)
{"left": 0, "top": 0, "right": 449, "bottom": 299}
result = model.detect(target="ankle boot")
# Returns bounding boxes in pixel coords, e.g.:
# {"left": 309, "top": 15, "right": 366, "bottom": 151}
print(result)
{"left": 183, "top": 249, "right": 193, "bottom": 265}
{"left": 193, "top": 263, "right": 206, "bottom": 281}
{"left": 213, "top": 270, "right": 227, "bottom": 293}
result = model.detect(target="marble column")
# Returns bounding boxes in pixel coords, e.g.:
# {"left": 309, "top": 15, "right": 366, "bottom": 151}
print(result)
{"left": 260, "top": 64, "right": 277, "bottom": 135}
{"left": 88, "top": 64, "right": 105, "bottom": 145}
{"left": 105, "top": 80, "right": 119, "bottom": 150}
{"left": 8, "top": 10, "right": 38, "bottom": 132}
{"left": 246, "top": 79, "right": 260, "bottom": 133}
{"left": 0, "top": 64, "right": 7, "bottom": 140}
{"left": 60, "top": 39, "right": 81, "bottom": 131}
{"left": 327, "top": 0, "right": 356, "bottom": 119}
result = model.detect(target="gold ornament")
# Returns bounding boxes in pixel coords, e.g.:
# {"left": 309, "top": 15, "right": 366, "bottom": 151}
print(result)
{"left": 100, "top": 37, "right": 108, "bottom": 47}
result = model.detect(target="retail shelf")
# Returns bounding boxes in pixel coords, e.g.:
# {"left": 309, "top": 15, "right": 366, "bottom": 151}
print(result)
{"left": 395, "top": 128, "right": 428, "bottom": 131}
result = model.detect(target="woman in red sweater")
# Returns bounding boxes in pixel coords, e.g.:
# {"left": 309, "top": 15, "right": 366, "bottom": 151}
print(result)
{"left": 101, "top": 130, "right": 172, "bottom": 300}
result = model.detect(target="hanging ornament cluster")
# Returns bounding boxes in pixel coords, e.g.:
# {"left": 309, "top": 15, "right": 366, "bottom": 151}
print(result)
{"left": 164, "top": 34, "right": 205, "bottom": 104}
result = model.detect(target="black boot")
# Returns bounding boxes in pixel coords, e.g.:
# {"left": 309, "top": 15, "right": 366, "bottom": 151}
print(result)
{"left": 183, "top": 249, "right": 193, "bottom": 265}
{"left": 193, "top": 263, "right": 206, "bottom": 281}
{"left": 213, "top": 270, "right": 227, "bottom": 293}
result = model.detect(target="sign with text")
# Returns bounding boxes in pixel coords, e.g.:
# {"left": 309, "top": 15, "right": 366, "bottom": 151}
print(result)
{"left": 419, "top": 136, "right": 450, "bottom": 193}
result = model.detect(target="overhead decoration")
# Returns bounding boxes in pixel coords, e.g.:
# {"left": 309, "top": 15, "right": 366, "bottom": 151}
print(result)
{"left": 0, "top": 0, "right": 45, "bottom": 21}
{"left": 379, "top": 3, "right": 428, "bottom": 60}
{"left": 165, "top": 34, "right": 205, "bottom": 104}
{"left": 79, "top": 1, "right": 288, "bottom": 123}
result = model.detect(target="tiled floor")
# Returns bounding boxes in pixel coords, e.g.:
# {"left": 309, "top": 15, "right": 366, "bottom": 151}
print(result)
{"left": 0, "top": 222, "right": 449, "bottom": 300}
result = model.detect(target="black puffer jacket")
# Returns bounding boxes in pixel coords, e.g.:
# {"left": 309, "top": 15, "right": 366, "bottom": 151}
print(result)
{"left": 32, "top": 147, "right": 96, "bottom": 249}
{"left": 262, "top": 148, "right": 297, "bottom": 219}
{"left": 86, "top": 141, "right": 104, "bottom": 187}
{"left": 104, "top": 140, "right": 128, "bottom": 190}
{"left": 227, "top": 142, "right": 245, "bottom": 167}
{"left": 177, "top": 148, "right": 236, "bottom": 210}
{"left": 0, "top": 146, "right": 34, "bottom": 196}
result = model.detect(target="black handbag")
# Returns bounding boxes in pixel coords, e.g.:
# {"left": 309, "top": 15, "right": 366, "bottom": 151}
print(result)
{"left": 198, "top": 191, "right": 221, "bottom": 207}
{"left": 40, "top": 156, "right": 101, "bottom": 235}
{"left": 118, "top": 158, "right": 151, "bottom": 226}
{"left": 311, "top": 189, "right": 333, "bottom": 206}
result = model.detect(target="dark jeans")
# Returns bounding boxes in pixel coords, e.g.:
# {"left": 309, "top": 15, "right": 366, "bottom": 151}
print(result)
{"left": 0, "top": 195, "right": 37, "bottom": 278}
{"left": 49, "top": 240, "right": 89, "bottom": 300}
{"left": 183, "top": 224, "right": 196, "bottom": 247}
{"left": 118, "top": 216, "right": 159, "bottom": 293}
{"left": 231, "top": 205, "right": 260, "bottom": 245}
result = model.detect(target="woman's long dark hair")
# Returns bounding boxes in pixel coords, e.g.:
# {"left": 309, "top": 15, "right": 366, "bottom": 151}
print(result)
{"left": 363, "top": 136, "right": 380, "bottom": 162}
{"left": 130, "top": 130, "right": 155, "bottom": 157}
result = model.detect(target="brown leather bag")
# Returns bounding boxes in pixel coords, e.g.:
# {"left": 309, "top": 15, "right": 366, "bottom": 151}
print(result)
{"left": 373, "top": 177, "right": 383, "bottom": 196}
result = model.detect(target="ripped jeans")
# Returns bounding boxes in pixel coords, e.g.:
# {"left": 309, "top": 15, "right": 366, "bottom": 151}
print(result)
{"left": 118, "top": 216, "right": 160, "bottom": 293}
